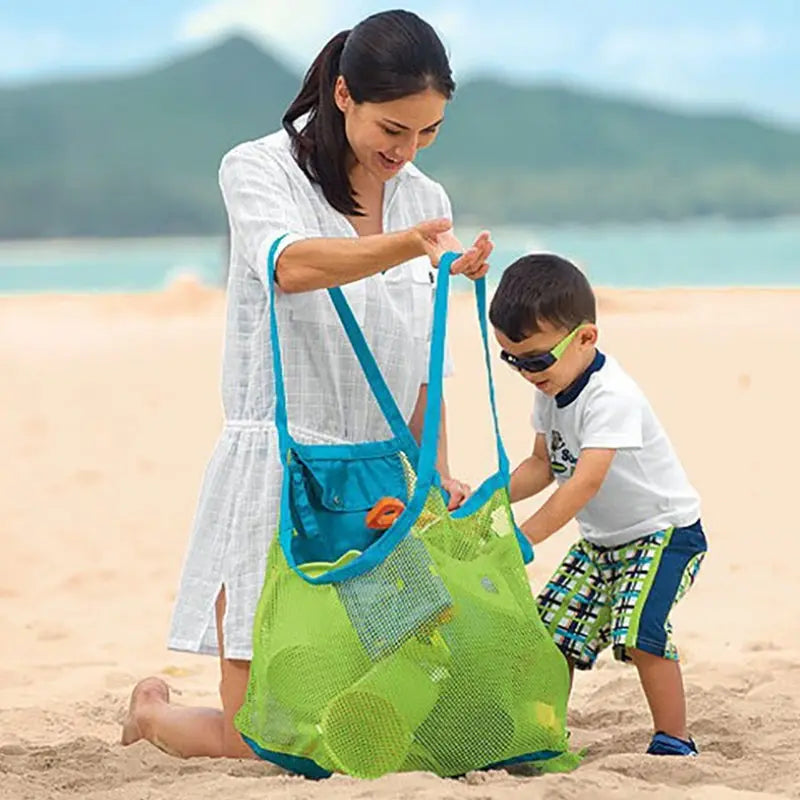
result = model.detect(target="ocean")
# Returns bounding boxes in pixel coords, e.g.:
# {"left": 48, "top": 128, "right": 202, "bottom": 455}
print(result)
{"left": 1, "top": 218, "right": 798, "bottom": 294}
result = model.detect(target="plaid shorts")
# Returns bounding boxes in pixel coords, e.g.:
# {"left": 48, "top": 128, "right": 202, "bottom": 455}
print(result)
{"left": 536, "top": 520, "right": 707, "bottom": 669}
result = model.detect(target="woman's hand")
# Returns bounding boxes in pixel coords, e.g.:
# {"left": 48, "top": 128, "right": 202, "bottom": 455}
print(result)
{"left": 440, "top": 476, "right": 471, "bottom": 510}
{"left": 413, "top": 220, "right": 493, "bottom": 281}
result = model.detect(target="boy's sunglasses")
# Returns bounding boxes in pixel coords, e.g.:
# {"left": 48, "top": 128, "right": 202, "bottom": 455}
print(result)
{"left": 500, "top": 324, "right": 586, "bottom": 373}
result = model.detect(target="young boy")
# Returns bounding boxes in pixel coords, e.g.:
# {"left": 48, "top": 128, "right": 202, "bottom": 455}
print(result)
{"left": 489, "top": 253, "right": 707, "bottom": 757}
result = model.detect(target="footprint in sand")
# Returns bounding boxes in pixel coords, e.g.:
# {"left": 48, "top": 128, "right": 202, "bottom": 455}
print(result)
{"left": 73, "top": 468, "right": 104, "bottom": 486}
{"left": 744, "top": 640, "right": 781, "bottom": 653}
{"left": 21, "top": 416, "right": 48, "bottom": 437}
{"left": 36, "top": 624, "right": 70, "bottom": 642}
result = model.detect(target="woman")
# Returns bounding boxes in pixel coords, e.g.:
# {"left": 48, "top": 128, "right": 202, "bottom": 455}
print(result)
{"left": 122, "top": 9, "right": 492, "bottom": 759}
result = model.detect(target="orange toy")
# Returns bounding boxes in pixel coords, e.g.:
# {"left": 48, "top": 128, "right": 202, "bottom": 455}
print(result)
{"left": 365, "top": 497, "right": 406, "bottom": 530}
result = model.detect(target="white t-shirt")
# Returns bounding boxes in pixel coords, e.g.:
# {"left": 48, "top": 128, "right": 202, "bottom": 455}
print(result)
{"left": 532, "top": 352, "right": 700, "bottom": 547}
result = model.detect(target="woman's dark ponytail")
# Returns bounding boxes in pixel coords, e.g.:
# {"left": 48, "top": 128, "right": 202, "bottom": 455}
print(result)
{"left": 283, "top": 31, "right": 353, "bottom": 215}
{"left": 283, "top": 11, "right": 454, "bottom": 217}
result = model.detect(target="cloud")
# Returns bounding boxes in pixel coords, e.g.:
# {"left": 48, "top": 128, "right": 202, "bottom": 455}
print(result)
{"left": 178, "top": 0, "right": 356, "bottom": 67}
{"left": 173, "top": 3, "right": 796, "bottom": 120}
{"left": 591, "top": 21, "right": 772, "bottom": 107}
{"left": 0, "top": 26, "right": 68, "bottom": 79}
{"left": 598, "top": 22, "right": 768, "bottom": 68}
{"left": 177, "top": 0, "right": 478, "bottom": 70}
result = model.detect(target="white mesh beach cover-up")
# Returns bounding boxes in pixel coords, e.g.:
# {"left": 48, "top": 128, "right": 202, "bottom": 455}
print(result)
{"left": 168, "top": 129, "right": 454, "bottom": 659}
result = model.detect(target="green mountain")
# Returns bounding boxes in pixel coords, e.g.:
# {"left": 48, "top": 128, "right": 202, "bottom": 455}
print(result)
{"left": 2, "top": 36, "right": 799, "bottom": 238}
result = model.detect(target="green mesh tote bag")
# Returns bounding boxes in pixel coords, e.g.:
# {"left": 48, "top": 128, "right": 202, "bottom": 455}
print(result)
{"left": 235, "top": 239, "right": 580, "bottom": 779}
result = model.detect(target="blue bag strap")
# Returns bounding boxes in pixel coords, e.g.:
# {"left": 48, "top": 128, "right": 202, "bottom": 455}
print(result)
{"left": 415, "top": 259, "right": 510, "bottom": 490}
{"left": 266, "top": 235, "right": 418, "bottom": 459}
{"left": 266, "top": 235, "right": 293, "bottom": 461}
{"left": 474, "top": 277, "right": 511, "bottom": 477}
{"left": 415, "top": 251, "right": 457, "bottom": 491}
{"left": 326, "top": 286, "right": 418, "bottom": 453}
{"left": 474, "top": 276, "right": 530, "bottom": 561}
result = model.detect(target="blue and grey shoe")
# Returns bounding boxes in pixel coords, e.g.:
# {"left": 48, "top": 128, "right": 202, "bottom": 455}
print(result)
{"left": 647, "top": 732, "right": 698, "bottom": 756}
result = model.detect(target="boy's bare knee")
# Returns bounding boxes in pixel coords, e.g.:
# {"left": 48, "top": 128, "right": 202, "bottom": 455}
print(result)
{"left": 627, "top": 647, "right": 670, "bottom": 665}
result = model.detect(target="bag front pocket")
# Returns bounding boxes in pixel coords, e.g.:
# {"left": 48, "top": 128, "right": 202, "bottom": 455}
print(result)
{"left": 288, "top": 450, "right": 409, "bottom": 565}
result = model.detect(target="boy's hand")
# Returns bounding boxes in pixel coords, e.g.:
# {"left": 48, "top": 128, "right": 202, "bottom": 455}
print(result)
{"left": 441, "top": 476, "right": 471, "bottom": 510}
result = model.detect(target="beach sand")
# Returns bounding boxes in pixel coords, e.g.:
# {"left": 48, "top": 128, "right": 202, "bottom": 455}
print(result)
{"left": 1, "top": 281, "right": 799, "bottom": 799}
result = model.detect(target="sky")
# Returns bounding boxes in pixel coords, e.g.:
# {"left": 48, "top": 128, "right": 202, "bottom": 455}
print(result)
{"left": 2, "top": 0, "right": 799, "bottom": 126}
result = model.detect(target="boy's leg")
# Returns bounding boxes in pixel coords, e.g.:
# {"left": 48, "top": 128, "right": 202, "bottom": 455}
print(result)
{"left": 536, "top": 539, "right": 612, "bottom": 674}
{"left": 628, "top": 648, "right": 687, "bottom": 740}
{"left": 607, "top": 522, "right": 706, "bottom": 751}
{"left": 121, "top": 587, "right": 256, "bottom": 759}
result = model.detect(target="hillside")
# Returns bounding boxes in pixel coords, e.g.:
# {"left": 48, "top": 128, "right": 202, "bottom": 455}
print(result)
{"left": 1, "top": 36, "right": 799, "bottom": 237}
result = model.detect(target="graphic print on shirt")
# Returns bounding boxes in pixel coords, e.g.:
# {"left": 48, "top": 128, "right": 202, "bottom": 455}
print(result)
{"left": 549, "top": 430, "right": 578, "bottom": 477}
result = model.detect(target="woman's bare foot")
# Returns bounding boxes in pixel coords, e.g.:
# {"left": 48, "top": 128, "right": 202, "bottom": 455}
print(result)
{"left": 121, "top": 677, "right": 170, "bottom": 747}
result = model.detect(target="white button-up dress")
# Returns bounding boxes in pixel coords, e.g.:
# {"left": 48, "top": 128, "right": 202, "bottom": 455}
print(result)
{"left": 168, "top": 129, "right": 454, "bottom": 659}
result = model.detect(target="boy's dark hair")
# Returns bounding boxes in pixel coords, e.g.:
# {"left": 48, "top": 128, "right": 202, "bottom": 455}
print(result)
{"left": 489, "top": 253, "right": 596, "bottom": 342}
{"left": 283, "top": 10, "right": 455, "bottom": 217}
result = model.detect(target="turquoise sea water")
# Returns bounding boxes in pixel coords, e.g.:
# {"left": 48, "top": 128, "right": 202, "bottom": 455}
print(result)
{"left": 0, "top": 218, "right": 798, "bottom": 294}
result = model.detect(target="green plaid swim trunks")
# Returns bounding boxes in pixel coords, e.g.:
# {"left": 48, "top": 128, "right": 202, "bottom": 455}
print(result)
{"left": 536, "top": 520, "right": 707, "bottom": 669}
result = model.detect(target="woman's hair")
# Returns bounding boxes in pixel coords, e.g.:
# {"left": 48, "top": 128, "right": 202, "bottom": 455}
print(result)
{"left": 283, "top": 10, "right": 455, "bottom": 216}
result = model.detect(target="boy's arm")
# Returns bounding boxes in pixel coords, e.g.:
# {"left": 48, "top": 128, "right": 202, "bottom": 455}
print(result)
{"left": 519, "top": 448, "right": 615, "bottom": 545}
{"left": 509, "top": 434, "right": 553, "bottom": 503}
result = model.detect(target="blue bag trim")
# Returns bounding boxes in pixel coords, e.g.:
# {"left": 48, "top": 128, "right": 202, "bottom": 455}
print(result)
{"left": 240, "top": 735, "right": 332, "bottom": 779}
{"left": 451, "top": 470, "right": 533, "bottom": 564}
{"left": 451, "top": 470, "right": 506, "bottom": 518}
{"left": 483, "top": 749, "right": 563, "bottom": 770}
{"left": 242, "top": 730, "right": 563, "bottom": 779}
{"left": 289, "top": 438, "right": 404, "bottom": 461}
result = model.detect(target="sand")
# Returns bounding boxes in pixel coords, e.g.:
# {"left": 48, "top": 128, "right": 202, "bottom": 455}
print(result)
{"left": 1, "top": 280, "right": 799, "bottom": 799}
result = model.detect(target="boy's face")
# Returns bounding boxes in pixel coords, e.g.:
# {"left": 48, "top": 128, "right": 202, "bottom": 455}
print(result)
{"left": 494, "top": 318, "right": 599, "bottom": 397}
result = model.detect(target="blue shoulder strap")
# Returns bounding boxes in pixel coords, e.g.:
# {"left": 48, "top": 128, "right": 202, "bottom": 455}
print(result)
{"left": 266, "top": 236, "right": 418, "bottom": 460}
{"left": 414, "top": 252, "right": 452, "bottom": 491}
{"left": 474, "top": 277, "right": 511, "bottom": 478}
{"left": 414, "top": 257, "right": 509, "bottom": 489}
{"left": 266, "top": 236, "right": 293, "bottom": 460}
{"left": 326, "top": 286, "right": 418, "bottom": 453}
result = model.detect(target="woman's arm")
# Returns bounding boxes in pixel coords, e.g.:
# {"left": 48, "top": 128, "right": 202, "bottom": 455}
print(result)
{"left": 408, "top": 385, "right": 469, "bottom": 510}
{"left": 220, "top": 146, "right": 492, "bottom": 291}
{"left": 277, "top": 225, "right": 439, "bottom": 292}
{"left": 277, "top": 223, "right": 494, "bottom": 293}
{"left": 408, "top": 384, "right": 449, "bottom": 474}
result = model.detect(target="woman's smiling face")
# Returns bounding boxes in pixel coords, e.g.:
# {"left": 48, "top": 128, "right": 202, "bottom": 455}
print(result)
{"left": 334, "top": 78, "right": 447, "bottom": 182}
